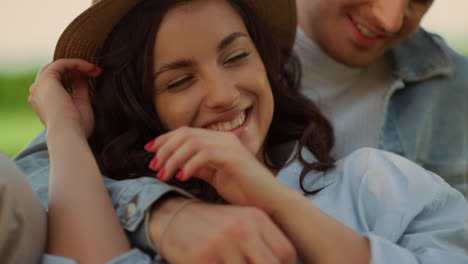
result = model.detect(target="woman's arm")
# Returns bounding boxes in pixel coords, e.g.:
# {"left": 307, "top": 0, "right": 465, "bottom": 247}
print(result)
{"left": 147, "top": 127, "right": 371, "bottom": 264}
{"left": 46, "top": 121, "right": 131, "bottom": 263}
{"left": 148, "top": 128, "right": 468, "bottom": 264}
{"left": 29, "top": 59, "right": 131, "bottom": 263}
{"left": 270, "top": 189, "right": 371, "bottom": 264}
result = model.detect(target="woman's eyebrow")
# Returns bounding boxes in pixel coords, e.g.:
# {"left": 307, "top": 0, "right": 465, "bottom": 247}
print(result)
{"left": 153, "top": 32, "right": 247, "bottom": 79}
{"left": 217, "top": 32, "right": 247, "bottom": 53}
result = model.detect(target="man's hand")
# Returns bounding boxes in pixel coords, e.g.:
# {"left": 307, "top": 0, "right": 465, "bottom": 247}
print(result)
{"left": 150, "top": 197, "right": 297, "bottom": 264}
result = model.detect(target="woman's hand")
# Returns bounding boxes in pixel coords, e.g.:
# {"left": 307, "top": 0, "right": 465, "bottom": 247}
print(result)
{"left": 145, "top": 127, "right": 290, "bottom": 214}
{"left": 28, "top": 58, "right": 102, "bottom": 137}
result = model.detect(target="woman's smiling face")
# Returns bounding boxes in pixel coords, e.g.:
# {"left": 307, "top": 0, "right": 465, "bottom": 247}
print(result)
{"left": 152, "top": 0, "right": 274, "bottom": 157}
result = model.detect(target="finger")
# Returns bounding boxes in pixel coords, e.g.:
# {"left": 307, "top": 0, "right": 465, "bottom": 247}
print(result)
{"left": 177, "top": 149, "right": 219, "bottom": 183}
{"left": 71, "top": 71, "right": 88, "bottom": 96}
{"left": 144, "top": 134, "right": 168, "bottom": 152}
{"left": 44, "top": 58, "right": 102, "bottom": 80}
{"left": 260, "top": 220, "right": 296, "bottom": 264}
{"left": 153, "top": 127, "right": 194, "bottom": 171}
{"left": 148, "top": 126, "right": 206, "bottom": 152}
{"left": 37, "top": 62, "right": 53, "bottom": 77}
{"left": 157, "top": 139, "right": 198, "bottom": 181}
{"left": 242, "top": 237, "right": 281, "bottom": 264}
{"left": 148, "top": 154, "right": 159, "bottom": 171}
{"left": 217, "top": 240, "right": 246, "bottom": 264}
{"left": 146, "top": 128, "right": 179, "bottom": 152}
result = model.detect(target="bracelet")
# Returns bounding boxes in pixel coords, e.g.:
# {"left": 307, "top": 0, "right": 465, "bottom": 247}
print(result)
{"left": 154, "top": 199, "right": 197, "bottom": 261}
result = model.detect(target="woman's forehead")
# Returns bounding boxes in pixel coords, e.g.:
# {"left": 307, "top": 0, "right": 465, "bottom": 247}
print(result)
{"left": 153, "top": 0, "right": 248, "bottom": 61}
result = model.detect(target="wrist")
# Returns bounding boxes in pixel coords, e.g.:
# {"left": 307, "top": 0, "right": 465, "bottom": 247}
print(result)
{"left": 269, "top": 187, "right": 303, "bottom": 223}
{"left": 148, "top": 195, "right": 190, "bottom": 248}
{"left": 45, "top": 119, "right": 86, "bottom": 145}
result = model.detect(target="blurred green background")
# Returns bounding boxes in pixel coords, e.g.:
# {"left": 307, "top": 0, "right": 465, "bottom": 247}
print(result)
{"left": 0, "top": 70, "right": 43, "bottom": 157}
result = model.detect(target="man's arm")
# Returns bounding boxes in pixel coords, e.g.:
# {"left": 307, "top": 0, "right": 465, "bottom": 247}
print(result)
{"left": 13, "top": 130, "right": 296, "bottom": 263}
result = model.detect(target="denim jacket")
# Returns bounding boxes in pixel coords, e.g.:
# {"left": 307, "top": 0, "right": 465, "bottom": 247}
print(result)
{"left": 382, "top": 28, "right": 468, "bottom": 197}
{"left": 13, "top": 27, "right": 468, "bottom": 257}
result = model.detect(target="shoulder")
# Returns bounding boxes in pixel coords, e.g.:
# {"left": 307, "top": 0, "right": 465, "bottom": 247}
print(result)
{"left": 339, "top": 147, "right": 439, "bottom": 182}
{"left": 422, "top": 30, "right": 468, "bottom": 90}
{"left": 429, "top": 32, "right": 468, "bottom": 66}
{"left": 393, "top": 28, "right": 468, "bottom": 91}
{"left": 334, "top": 148, "right": 467, "bottom": 234}
{"left": 336, "top": 148, "right": 460, "bottom": 206}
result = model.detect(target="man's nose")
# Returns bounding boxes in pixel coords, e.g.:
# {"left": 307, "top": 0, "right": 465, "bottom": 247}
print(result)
{"left": 371, "top": 0, "right": 407, "bottom": 34}
{"left": 202, "top": 73, "right": 240, "bottom": 110}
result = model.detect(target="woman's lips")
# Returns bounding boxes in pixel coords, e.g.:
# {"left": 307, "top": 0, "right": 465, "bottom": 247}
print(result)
{"left": 229, "top": 107, "right": 252, "bottom": 136}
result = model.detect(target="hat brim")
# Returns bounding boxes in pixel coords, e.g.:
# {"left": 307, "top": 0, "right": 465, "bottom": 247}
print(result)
{"left": 54, "top": 0, "right": 296, "bottom": 63}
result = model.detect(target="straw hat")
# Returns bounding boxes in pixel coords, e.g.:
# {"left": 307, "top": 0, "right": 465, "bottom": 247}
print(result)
{"left": 54, "top": 0, "right": 297, "bottom": 63}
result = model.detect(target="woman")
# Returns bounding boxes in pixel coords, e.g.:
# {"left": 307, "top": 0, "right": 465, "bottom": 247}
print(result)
{"left": 29, "top": 0, "right": 468, "bottom": 263}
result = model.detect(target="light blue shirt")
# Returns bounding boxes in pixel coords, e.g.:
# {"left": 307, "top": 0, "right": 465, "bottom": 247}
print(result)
{"left": 277, "top": 146, "right": 468, "bottom": 264}
{"left": 42, "top": 146, "right": 468, "bottom": 263}
{"left": 42, "top": 249, "right": 153, "bottom": 264}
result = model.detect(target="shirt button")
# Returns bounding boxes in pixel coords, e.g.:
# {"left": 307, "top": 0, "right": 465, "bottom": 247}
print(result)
{"left": 124, "top": 202, "right": 137, "bottom": 220}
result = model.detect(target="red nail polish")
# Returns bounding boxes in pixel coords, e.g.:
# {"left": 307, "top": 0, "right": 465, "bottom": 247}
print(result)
{"left": 149, "top": 157, "right": 158, "bottom": 169}
{"left": 93, "top": 64, "right": 103, "bottom": 72}
{"left": 157, "top": 168, "right": 166, "bottom": 179}
{"left": 176, "top": 170, "right": 184, "bottom": 181}
{"left": 145, "top": 140, "right": 155, "bottom": 150}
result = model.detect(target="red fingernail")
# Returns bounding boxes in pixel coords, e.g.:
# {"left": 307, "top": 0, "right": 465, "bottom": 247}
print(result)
{"left": 93, "top": 64, "right": 103, "bottom": 72}
{"left": 176, "top": 170, "right": 184, "bottom": 181}
{"left": 149, "top": 157, "right": 158, "bottom": 169}
{"left": 157, "top": 168, "right": 166, "bottom": 179}
{"left": 145, "top": 140, "right": 155, "bottom": 150}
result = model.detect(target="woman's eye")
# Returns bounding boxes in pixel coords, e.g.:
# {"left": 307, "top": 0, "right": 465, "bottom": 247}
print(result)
{"left": 166, "top": 75, "right": 194, "bottom": 90}
{"left": 224, "top": 51, "right": 251, "bottom": 65}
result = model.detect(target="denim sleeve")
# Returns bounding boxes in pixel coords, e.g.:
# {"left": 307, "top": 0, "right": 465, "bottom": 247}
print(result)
{"left": 42, "top": 248, "right": 167, "bottom": 264}
{"left": 14, "top": 130, "right": 195, "bottom": 255}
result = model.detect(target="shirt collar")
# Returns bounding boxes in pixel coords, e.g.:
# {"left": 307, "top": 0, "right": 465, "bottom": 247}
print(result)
{"left": 274, "top": 142, "right": 336, "bottom": 193}
{"left": 389, "top": 27, "right": 454, "bottom": 82}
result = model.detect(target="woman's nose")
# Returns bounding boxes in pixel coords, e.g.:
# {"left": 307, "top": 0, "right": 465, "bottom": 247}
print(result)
{"left": 202, "top": 73, "right": 240, "bottom": 110}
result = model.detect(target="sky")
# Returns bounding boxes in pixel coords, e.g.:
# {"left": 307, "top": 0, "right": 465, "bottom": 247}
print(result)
{"left": 1, "top": 0, "right": 467, "bottom": 72}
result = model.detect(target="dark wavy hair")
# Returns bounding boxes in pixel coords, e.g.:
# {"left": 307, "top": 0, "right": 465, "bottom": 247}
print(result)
{"left": 89, "top": 0, "right": 335, "bottom": 202}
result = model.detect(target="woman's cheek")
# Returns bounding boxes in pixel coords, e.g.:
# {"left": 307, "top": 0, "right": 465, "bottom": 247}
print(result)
{"left": 158, "top": 101, "right": 194, "bottom": 129}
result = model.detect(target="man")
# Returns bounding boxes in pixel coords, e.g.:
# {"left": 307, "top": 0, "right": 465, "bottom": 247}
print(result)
{"left": 13, "top": 0, "right": 467, "bottom": 263}
{"left": 295, "top": 0, "right": 467, "bottom": 197}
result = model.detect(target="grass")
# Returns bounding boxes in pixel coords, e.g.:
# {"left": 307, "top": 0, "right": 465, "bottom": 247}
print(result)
{"left": 0, "top": 107, "right": 43, "bottom": 157}
{"left": 0, "top": 72, "right": 43, "bottom": 157}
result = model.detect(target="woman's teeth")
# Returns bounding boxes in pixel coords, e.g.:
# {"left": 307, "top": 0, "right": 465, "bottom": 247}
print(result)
{"left": 207, "top": 111, "right": 246, "bottom": 131}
